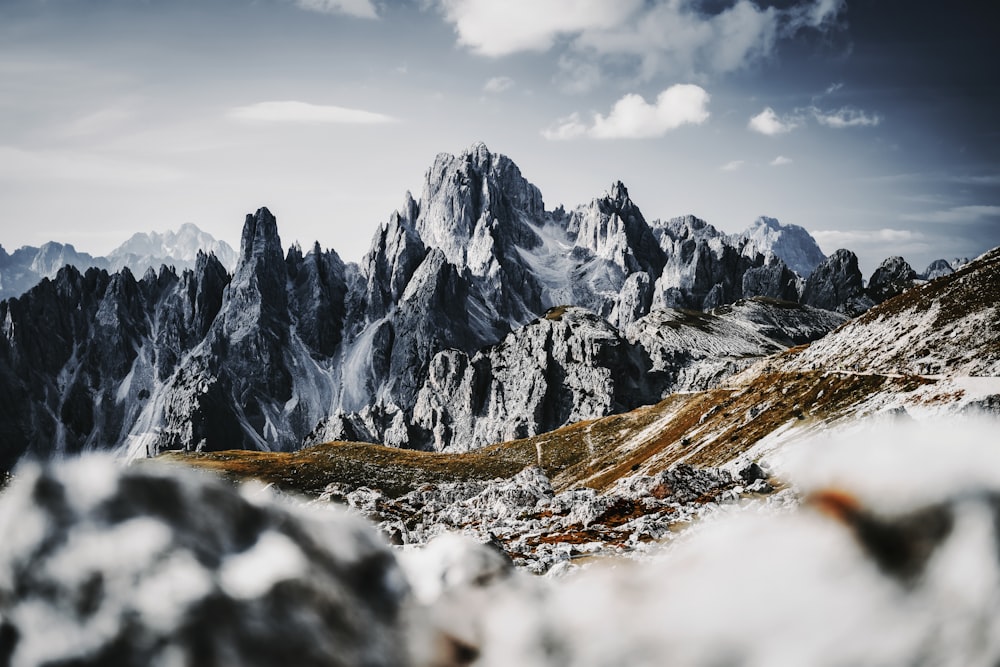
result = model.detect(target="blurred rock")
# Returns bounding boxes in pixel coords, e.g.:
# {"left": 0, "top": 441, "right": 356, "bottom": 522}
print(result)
{"left": 0, "top": 456, "right": 412, "bottom": 667}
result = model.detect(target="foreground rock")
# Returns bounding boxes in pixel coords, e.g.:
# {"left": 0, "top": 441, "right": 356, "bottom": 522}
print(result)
{"left": 404, "top": 420, "right": 1000, "bottom": 667}
{"left": 0, "top": 457, "right": 412, "bottom": 667}
{"left": 7, "top": 419, "right": 1000, "bottom": 667}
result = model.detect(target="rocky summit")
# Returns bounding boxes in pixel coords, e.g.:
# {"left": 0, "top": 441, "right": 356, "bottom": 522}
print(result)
{"left": 0, "top": 144, "right": 935, "bottom": 469}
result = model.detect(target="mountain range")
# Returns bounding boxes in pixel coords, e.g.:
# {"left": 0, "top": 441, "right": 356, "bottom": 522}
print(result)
{"left": 0, "top": 144, "right": 969, "bottom": 471}
{"left": 0, "top": 223, "right": 238, "bottom": 301}
{"left": 169, "top": 242, "right": 1000, "bottom": 571}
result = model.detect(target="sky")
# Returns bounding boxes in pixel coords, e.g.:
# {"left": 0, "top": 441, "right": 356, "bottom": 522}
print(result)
{"left": 1, "top": 0, "right": 998, "bottom": 276}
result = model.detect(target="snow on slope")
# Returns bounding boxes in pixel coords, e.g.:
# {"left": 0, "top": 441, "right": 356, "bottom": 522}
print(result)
{"left": 781, "top": 247, "right": 1000, "bottom": 376}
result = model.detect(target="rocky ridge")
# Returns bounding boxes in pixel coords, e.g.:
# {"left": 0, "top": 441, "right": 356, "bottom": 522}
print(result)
{"left": 0, "top": 224, "right": 236, "bottom": 301}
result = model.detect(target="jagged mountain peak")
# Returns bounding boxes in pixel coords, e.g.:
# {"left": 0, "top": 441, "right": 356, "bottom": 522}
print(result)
{"left": 923, "top": 258, "right": 954, "bottom": 280}
{"left": 238, "top": 207, "right": 282, "bottom": 265}
{"left": 657, "top": 214, "right": 721, "bottom": 238}
{"left": 734, "top": 216, "right": 826, "bottom": 278}
{"left": 417, "top": 144, "right": 545, "bottom": 250}
{"left": 800, "top": 248, "right": 872, "bottom": 316}
{"left": 606, "top": 180, "right": 631, "bottom": 204}
{"left": 220, "top": 207, "right": 289, "bottom": 342}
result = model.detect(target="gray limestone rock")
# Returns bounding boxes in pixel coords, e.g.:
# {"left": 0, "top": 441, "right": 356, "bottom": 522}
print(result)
{"left": 800, "top": 248, "right": 873, "bottom": 316}
{"left": 741, "top": 260, "right": 801, "bottom": 302}
{"left": 412, "top": 306, "right": 650, "bottom": 452}
{"left": 867, "top": 255, "right": 918, "bottom": 304}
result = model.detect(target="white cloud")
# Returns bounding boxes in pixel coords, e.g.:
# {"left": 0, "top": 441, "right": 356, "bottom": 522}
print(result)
{"left": 295, "top": 0, "right": 378, "bottom": 19}
{"left": 748, "top": 107, "right": 801, "bottom": 135}
{"left": 749, "top": 102, "right": 882, "bottom": 135}
{"left": 812, "top": 106, "right": 882, "bottom": 128}
{"left": 436, "top": 0, "right": 845, "bottom": 80}
{"left": 228, "top": 101, "right": 397, "bottom": 125}
{"left": 541, "top": 113, "right": 591, "bottom": 141}
{"left": 721, "top": 160, "right": 745, "bottom": 172}
{"left": 812, "top": 228, "right": 927, "bottom": 246}
{"left": 899, "top": 205, "right": 1000, "bottom": 224}
{"left": 823, "top": 82, "right": 844, "bottom": 96}
{"left": 483, "top": 76, "right": 514, "bottom": 94}
{"left": 438, "top": 0, "right": 642, "bottom": 56}
{"left": 770, "top": 155, "right": 793, "bottom": 166}
{"left": 543, "top": 84, "right": 710, "bottom": 141}
{"left": 782, "top": 0, "right": 846, "bottom": 33}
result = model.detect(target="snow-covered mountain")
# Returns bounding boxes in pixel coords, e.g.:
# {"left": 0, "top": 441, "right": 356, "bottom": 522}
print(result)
{"left": 0, "top": 144, "right": 920, "bottom": 468}
{"left": 0, "top": 224, "right": 236, "bottom": 300}
{"left": 732, "top": 215, "right": 827, "bottom": 277}
{"left": 106, "top": 222, "right": 238, "bottom": 274}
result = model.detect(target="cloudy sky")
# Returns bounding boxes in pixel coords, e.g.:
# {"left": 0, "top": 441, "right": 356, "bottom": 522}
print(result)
{"left": 1, "top": 0, "right": 998, "bottom": 275}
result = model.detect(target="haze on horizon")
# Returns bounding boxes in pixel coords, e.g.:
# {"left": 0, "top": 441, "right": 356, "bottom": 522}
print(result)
{"left": 1, "top": 0, "right": 998, "bottom": 276}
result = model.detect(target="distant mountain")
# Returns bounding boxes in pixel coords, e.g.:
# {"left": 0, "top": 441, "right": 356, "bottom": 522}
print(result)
{"left": 0, "top": 242, "right": 108, "bottom": 300}
{"left": 922, "top": 258, "right": 954, "bottom": 280}
{"left": 732, "top": 216, "right": 827, "bottom": 278}
{"left": 0, "top": 224, "right": 236, "bottom": 300}
{"left": 107, "top": 222, "right": 238, "bottom": 275}
{"left": 0, "top": 144, "right": 924, "bottom": 469}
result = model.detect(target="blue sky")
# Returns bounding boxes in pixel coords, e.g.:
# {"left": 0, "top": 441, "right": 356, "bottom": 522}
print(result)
{"left": 1, "top": 0, "right": 998, "bottom": 276}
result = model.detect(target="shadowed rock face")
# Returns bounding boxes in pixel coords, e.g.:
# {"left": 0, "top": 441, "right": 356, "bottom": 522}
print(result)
{"left": 0, "top": 254, "right": 231, "bottom": 469}
{"left": 801, "top": 248, "right": 873, "bottom": 316}
{"left": 867, "top": 256, "right": 918, "bottom": 304}
{"left": 0, "top": 456, "right": 412, "bottom": 667}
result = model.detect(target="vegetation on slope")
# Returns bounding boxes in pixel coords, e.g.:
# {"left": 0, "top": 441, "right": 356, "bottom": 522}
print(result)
{"left": 162, "top": 369, "right": 930, "bottom": 497}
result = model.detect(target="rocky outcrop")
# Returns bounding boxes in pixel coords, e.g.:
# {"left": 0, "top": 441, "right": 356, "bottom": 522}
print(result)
{"left": 800, "top": 248, "right": 873, "bottom": 316}
{"left": 741, "top": 260, "right": 801, "bottom": 302}
{"left": 409, "top": 299, "right": 846, "bottom": 453}
{"left": 651, "top": 216, "right": 760, "bottom": 310}
{"left": 412, "top": 307, "right": 651, "bottom": 452}
{"left": 567, "top": 181, "right": 665, "bottom": 279}
{"left": 867, "top": 256, "right": 918, "bottom": 304}
{"left": 145, "top": 208, "right": 340, "bottom": 455}
{"left": 286, "top": 242, "right": 349, "bottom": 358}
{"left": 0, "top": 456, "right": 412, "bottom": 667}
